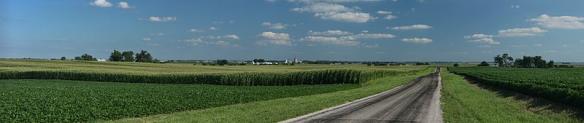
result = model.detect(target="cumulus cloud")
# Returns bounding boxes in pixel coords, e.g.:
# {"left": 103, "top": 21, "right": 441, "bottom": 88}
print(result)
{"left": 302, "top": 30, "right": 395, "bottom": 46}
{"left": 292, "top": 3, "right": 373, "bottom": 23}
{"left": 209, "top": 27, "right": 218, "bottom": 31}
{"left": 302, "top": 36, "right": 360, "bottom": 46}
{"left": 118, "top": 2, "right": 132, "bottom": 9}
{"left": 352, "top": 33, "right": 396, "bottom": 39}
{"left": 189, "top": 29, "right": 204, "bottom": 33}
{"left": 497, "top": 27, "right": 546, "bottom": 37}
{"left": 402, "top": 37, "right": 432, "bottom": 44}
{"left": 262, "top": 22, "right": 288, "bottom": 30}
{"left": 392, "top": 24, "right": 432, "bottom": 30}
{"left": 182, "top": 34, "right": 240, "bottom": 47}
{"left": 530, "top": 14, "right": 584, "bottom": 29}
{"left": 90, "top": 0, "right": 113, "bottom": 8}
{"left": 259, "top": 32, "right": 292, "bottom": 46}
{"left": 148, "top": 16, "right": 176, "bottom": 22}
{"left": 288, "top": 0, "right": 381, "bottom": 3}
{"left": 377, "top": 11, "right": 397, "bottom": 20}
{"left": 464, "top": 34, "right": 500, "bottom": 45}
{"left": 309, "top": 30, "right": 353, "bottom": 36}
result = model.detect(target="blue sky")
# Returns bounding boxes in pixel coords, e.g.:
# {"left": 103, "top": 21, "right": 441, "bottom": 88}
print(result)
{"left": 2, "top": 0, "right": 584, "bottom": 62}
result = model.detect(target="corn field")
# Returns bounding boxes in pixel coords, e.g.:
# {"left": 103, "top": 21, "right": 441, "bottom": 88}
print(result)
{"left": 0, "top": 69, "right": 423, "bottom": 86}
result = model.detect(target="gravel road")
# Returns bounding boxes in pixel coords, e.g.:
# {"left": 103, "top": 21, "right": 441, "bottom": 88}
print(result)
{"left": 281, "top": 68, "right": 443, "bottom": 123}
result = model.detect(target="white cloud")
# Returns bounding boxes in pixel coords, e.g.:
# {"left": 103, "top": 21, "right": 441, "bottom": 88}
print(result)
{"left": 364, "top": 44, "right": 380, "bottom": 48}
{"left": 288, "top": 0, "right": 381, "bottom": 3}
{"left": 511, "top": 5, "right": 520, "bottom": 9}
{"left": 392, "top": 24, "right": 432, "bottom": 30}
{"left": 464, "top": 34, "right": 500, "bottom": 45}
{"left": 224, "top": 34, "right": 240, "bottom": 40}
{"left": 182, "top": 34, "right": 240, "bottom": 47}
{"left": 209, "top": 27, "right": 218, "bottom": 31}
{"left": 262, "top": 22, "right": 288, "bottom": 30}
{"left": 530, "top": 14, "right": 584, "bottom": 29}
{"left": 259, "top": 32, "right": 292, "bottom": 46}
{"left": 292, "top": 3, "right": 373, "bottom": 23}
{"left": 377, "top": 11, "right": 391, "bottom": 14}
{"left": 352, "top": 33, "right": 395, "bottom": 39}
{"left": 118, "top": 2, "right": 132, "bottom": 9}
{"left": 189, "top": 29, "right": 204, "bottom": 33}
{"left": 143, "top": 38, "right": 151, "bottom": 41}
{"left": 497, "top": 27, "right": 546, "bottom": 37}
{"left": 377, "top": 11, "right": 397, "bottom": 20}
{"left": 302, "top": 36, "right": 360, "bottom": 46}
{"left": 90, "top": 0, "right": 112, "bottom": 8}
{"left": 302, "top": 30, "right": 394, "bottom": 46}
{"left": 534, "top": 43, "right": 543, "bottom": 47}
{"left": 148, "top": 16, "right": 176, "bottom": 22}
{"left": 309, "top": 30, "right": 353, "bottom": 36}
{"left": 402, "top": 37, "right": 432, "bottom": 44}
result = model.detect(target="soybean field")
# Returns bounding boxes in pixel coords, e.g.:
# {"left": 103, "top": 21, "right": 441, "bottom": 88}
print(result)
{"left": 449, "top": 67, "right": 584, "bottom": 109}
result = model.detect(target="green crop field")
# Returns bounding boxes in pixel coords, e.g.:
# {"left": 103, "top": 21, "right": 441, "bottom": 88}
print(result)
{"left": 449, "top": 67, "right": 584, "bottom": 109}
{"left": 0, "top": 79, "right": 357, "bottom": 122}
{"left": 0, "top": 60, "right": 428, "bottom": 122}
{"left": 440, "top": 68, "right": 581, "bottom": 123}
{"left": 0, "top": 60, "right": 425, "bottom": 86}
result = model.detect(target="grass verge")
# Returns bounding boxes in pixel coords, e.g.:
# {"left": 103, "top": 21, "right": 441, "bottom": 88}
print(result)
{"left": 441, "top": 68, "right": 582, "bottom": 123}
{"left": 106, "top": 68, "right": 434, "bottom": 123}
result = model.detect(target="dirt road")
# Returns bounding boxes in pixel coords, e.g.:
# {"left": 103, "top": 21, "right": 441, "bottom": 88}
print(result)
{"left": 282, "top": 68, "right": 443, "bottom": 123}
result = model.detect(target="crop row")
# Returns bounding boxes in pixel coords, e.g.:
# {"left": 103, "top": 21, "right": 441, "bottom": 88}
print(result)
{"left": 0, "top": 79, "right": 358, "bottom": 122}
{"left": 448, "top": 67, "right": 584, "bottom": 109}
{"left": 0, "top": 69, "right": 425, "bottom": 86}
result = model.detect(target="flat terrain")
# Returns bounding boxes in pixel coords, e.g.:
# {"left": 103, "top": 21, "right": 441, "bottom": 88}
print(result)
{"left": 109, "top": 68, "right": 434, "bottom": 123}
{"left": 0, "top": 60, "right": 429, "bottom": 122}
{"left": 449, "top": 67, "right": 584, "bottom": 109}
{"left": 441, "top": 68, "right": 582, "bottom": 123}
{"left": 282, "top": 69, "right": 442, "bottom": 123}
{"left": 0, "top": 60, "right": 423, "bottom": 75}
{"left": 0, "top": 79, "right": 356, "bottom": 122}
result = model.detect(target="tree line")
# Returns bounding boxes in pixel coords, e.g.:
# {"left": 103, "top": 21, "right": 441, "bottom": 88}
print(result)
{"left": 489, "top": 53, "right": 556, "bottom": 68}
{"left": 67, "top": 50, "right": 157, "bottom": 63}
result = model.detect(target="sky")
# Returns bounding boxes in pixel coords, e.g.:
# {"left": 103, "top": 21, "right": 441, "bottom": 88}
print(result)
{"left": 1, "top": 0, "right": 584, "bottom": 62}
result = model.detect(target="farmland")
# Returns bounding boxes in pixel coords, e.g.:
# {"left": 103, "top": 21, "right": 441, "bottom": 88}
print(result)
{"left": 441, "top": 68, "right": 581, "bottom": 123}
{"left": 0, "top": 60, "right": 428, "bottom": 122}
{"left": 449, "top": 67, "right": 584, "bottom": 109}
{"left": 0, "top": 60, "right": 425, "bottom": 86}
{"left": 0, "top": 79, "right": 357, "bottom": 122}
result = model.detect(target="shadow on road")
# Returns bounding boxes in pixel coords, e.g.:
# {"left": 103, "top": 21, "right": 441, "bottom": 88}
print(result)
{"left": 463, "top": 76, "right": 584, "bottom": 121}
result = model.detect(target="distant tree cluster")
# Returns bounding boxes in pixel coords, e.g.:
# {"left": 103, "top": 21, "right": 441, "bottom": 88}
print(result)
{"left": 493, "top": 54, "right": 555, "bottom": 68}
{"left": 477, "top": 61, "right": 490, "bottom": 67}
{"left": 72, "top": 50, "right": 158, "bottom": 63}
{"left": 415, "top": 62, "right": 430, "bottom": 65}
{"left": 74, "top": 54, "right": 97, "bottom": 61}
{"left": 494, "top": 54, "right": 514, "bottom": 67}
{"left": 108, "top": 50, "right": 156, "bottom": 63}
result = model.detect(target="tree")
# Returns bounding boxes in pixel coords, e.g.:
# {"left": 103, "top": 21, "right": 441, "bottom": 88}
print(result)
{"left": 494, "top": 53, "right": 513, "bottom": 67}
{"left": 60, "top": 57, "right": 66, "bottom": 60}
{"left": 109, "top": 50, "right": 123, "bottom": 61}
{"left": 478, "top": 61, "right": 490, "bottom": 67}
{"left": 135, "top": 50, "right": 153, "bottom": 62}
{"left": 453, "top": 63, "right": 459, "bottom": 67}
{"left": 122, "top": 51, "right": 134, "bottom": 62}
{"left": 76, "top": 53, "right": 97, "bottom": 61}
{"left": 547, "top": 60, "right": 555, "bottom": 68}
{"left": 514, "top": 56, "right": 553, "bottom": 68}
{"left": 216, "top": 59, "right": 228, "bottom": 65}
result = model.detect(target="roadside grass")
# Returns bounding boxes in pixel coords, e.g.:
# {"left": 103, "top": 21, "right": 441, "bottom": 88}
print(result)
{"left": 106, "top": 67, "right": 434, "bottom": 123}
{"left": 0, "top": 79, "right": 357, "bottom": 122}
{"left": 441, "top": 68, "right": 582, "bottom": 123}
